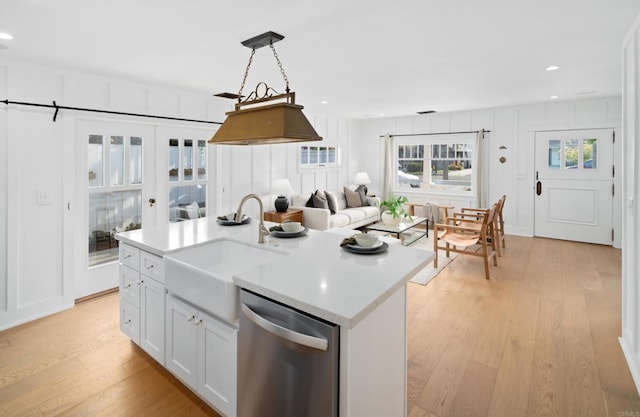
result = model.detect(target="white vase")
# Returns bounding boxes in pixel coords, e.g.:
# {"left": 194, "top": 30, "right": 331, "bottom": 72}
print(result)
{"left": 381, "top": 211, "right": 402, "bottom": 227}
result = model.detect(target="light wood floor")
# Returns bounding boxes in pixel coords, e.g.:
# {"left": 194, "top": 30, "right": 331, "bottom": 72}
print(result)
{"left": 407, "top": 235, "right": 639, "bottom": 417}
{"left": 0, "top": 236, "right": 637, "bottom": 416}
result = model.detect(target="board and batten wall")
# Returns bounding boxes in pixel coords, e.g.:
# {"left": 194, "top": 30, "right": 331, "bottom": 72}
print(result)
{"left": 620, "top": 11, "right": 640, "bottom": 396}
{"left": 0, "top": 58, "right": 359, "bottom": 331}
{"left": 355, "top": 97, "right": 622, "bottom": 246}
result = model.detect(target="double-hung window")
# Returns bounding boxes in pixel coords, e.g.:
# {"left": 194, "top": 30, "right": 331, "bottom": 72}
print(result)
{"left": 394, "top": 133, "right": 476, "bottom": 193}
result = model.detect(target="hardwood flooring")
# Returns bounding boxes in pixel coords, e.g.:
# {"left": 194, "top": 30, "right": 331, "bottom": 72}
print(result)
{"left": 0, "top": 236, "right": 637, "bottom": 416}
{"left": 407, "top": 235, "right": 639, "bottom": 417}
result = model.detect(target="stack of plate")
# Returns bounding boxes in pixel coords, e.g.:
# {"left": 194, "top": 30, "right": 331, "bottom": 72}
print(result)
{"left": 342, "top": 240, "right": 389, "bottom": 255}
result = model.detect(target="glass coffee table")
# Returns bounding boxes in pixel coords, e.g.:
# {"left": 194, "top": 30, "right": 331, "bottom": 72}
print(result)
{"left": 364, "top": 216, "right": 428, "bottom": 246}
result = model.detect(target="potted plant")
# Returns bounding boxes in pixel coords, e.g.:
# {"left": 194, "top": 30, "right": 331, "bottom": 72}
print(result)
{"left": 379, "top": 195, "right": 411, "bottom": 226}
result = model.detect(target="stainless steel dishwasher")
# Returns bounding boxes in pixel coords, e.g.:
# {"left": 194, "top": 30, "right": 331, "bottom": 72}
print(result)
{"left": 238, "top": 289, "right": 339, "bottom": 417}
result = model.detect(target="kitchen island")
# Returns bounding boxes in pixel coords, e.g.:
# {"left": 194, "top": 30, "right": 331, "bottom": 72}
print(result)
{"left": 115, "top": 216, "right": 434, "bottom": 417}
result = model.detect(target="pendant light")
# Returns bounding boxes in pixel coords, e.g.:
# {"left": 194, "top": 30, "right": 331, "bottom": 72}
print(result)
{"left": 209, "top": 31, "right": 322, "bottom": 145}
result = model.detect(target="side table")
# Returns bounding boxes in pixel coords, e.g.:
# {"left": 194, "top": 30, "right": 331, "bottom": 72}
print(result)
{"left": 263, "top": 209, "right": 303, "bottom": 225}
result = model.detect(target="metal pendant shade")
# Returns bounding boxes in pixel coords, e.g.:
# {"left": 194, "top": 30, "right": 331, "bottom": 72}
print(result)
{"left": 210, "top": 92, "right": 321, "bottom": 145}
{"left": 209, "top": 32, "right": 322, "bottom": 146}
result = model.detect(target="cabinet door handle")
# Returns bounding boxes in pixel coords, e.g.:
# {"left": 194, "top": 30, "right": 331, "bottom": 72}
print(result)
{"left": 124, "top": 319, "right": 131, "bottom": 325}
{"left": 146, "top": 264, "right": 155, "bottom": 270}
{"left": 187, "top": 315, "right": 196, "bottom": 322}
{"left": 241, "top": 304, "right": 328, "bottom": 351}
{"left": 124, "top": 283, "right": 131, "bottom": 289}
{"left": 124, "top": 254, "right": 131, "bottom": 259}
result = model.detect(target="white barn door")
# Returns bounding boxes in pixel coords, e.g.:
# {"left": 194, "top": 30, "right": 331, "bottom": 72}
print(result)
{"left": 534, "top": 128, "right": 614, "bottom": 245}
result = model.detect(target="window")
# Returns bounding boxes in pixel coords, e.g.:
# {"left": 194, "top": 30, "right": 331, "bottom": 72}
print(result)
{"left": 393, "top": 135, "right": 475, "bottom": 192}
{"left": 88, "top": 135, "right": 143, "bottom": 267}
{"left": 168, "top": 138, "right": 207, "bottom": 222}
{"left": 547, "top": 137, "right": 598, "bottom": 170}
{"left": 300, "top": 145, "right": 338, "bottom": 167}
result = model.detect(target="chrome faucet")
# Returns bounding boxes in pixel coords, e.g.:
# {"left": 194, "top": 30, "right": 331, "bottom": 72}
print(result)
{"left": 235, "top": 193, "right": 270, "bottom": 244}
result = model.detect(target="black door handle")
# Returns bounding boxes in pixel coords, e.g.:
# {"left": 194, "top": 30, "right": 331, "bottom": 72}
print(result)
{"left": 536, "top": 181, "right": 542, "bottom": 196}
{"left": 149, "top": 198, "right": 156, "bottom": 207}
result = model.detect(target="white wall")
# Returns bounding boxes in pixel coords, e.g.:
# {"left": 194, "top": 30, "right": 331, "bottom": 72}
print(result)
{"left": 620, "top": 11, "right": 640, "bottom": 396}
{"left": 356, "top": 98, "right": 622, "bottom": 244}
{"left": 214, "top": 115, "right": 359, "bottom": 219}
{"left": 0, "top": 59, "right": 357, "bottom": 330}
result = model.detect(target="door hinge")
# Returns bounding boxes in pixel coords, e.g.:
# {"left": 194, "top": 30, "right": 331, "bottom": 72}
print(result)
{"left": 612, "top": 165, "right": 615, "bottom": 178}
{"left": 612, "top": 184, "right": 615, "bottom": 196}
{"left": 612, "top": 228, "right": 615, "bottom": 241}
{"left": 613, "top": 131, "right": 616, "bottom": 143}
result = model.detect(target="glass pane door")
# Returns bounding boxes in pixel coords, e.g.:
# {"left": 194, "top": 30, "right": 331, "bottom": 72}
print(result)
{"left": 88, "top": 133, "right": 145, "bottom": 267}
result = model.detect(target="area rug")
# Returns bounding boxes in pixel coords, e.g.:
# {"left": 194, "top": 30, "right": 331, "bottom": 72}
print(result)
{"left": 407, "top": 233, "right": 458, "bottom": 286}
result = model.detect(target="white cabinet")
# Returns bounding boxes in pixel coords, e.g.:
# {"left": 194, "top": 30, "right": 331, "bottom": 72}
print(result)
{"left": 166, "top": 295, "right": 237, "bottom": 417}
{"left": 140, "top": 276, "right": 166, "bottom": 364}
{"left": 118, "top": 243, "right": 166, "bottom": 365}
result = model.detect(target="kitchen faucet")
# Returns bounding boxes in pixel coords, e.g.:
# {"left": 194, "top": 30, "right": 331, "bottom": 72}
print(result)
{"left": 235, "top": 194, "right": 270, "bottom": 244}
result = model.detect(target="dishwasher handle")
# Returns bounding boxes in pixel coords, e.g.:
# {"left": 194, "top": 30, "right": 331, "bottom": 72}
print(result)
{"left": 241, "top": 303, "right": 329, "bottom": 351}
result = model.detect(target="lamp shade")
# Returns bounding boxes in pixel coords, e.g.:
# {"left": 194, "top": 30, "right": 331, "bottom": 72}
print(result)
{"left": 272, "top": 178, "right": 294, "bottom": 213}
{"left": 353, "top": 172, "right": 371, "bottom": 185}
{"left": 271, "top": 178, "right": 294, "bottom": 196}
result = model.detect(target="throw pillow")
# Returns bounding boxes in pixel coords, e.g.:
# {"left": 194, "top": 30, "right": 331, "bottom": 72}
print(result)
{"left": 325, "top": 191, "right": 338, "bottom": 214}
{"left": 305, "top": 193, "right": 315, "bottom": 207}
{"left": 344, "top": 187, "right": 363, "bottom": 208}
{"left": 312, "top": 192, "right": 329, "bottom": 210}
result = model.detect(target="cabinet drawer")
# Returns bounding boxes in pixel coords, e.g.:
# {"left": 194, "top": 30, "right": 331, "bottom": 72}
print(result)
{"left": 141, "top": 251, "right": 164, "bottom": 283}
{"left": 119, "top": 265, "right": 140, "bottom": 307}
{"left": 120, "top": 299, "right": 140, "bottom": 345}
{"left": 120, "top": 244, "right": 140, "bottom": 271}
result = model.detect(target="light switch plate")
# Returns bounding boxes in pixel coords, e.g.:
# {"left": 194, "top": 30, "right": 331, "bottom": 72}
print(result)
{"left": 37, "top": 190, "right": 52, "bottom": 206}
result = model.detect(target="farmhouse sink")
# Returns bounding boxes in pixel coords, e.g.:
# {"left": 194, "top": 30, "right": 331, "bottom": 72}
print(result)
{"left": 164, "top": 238, "right": 287, "bottom": 322}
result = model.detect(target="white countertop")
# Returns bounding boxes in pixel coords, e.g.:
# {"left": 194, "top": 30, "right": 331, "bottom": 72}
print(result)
{"left": 116, "top": 217, "right": 434, "bottom": 328}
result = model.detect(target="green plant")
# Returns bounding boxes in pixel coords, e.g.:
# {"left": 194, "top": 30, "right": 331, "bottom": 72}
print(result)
{"left": 380, "top": 195, "right": 411, "bottom": 219}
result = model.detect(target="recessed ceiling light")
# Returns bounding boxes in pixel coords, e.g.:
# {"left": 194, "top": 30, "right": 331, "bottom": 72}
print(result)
{"left": 550, "top": 95, "right": 559, "bottom": 99}
{"left": 378, "top": 113, "right": 385, "bottom": 117}
{"left": 0, "top": 33, "right": 14, "bottom": 40}
{"left": 546, "top": 65, "right": 560, "bottom": 71}
{"left": 321, "top": 100, "right": 328, "bottom": 104}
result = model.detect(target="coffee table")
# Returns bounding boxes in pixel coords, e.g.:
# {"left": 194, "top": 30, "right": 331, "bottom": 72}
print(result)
{"left": 365, "top": 216, "right": 428, "bottom": 246}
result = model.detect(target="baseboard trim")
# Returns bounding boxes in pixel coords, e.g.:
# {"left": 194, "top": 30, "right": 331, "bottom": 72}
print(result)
{"left": 619, "top": 336, "right": 640, "bottom": 397}
{"left": 75, "top": 287, "right": 118, "bottom": 305}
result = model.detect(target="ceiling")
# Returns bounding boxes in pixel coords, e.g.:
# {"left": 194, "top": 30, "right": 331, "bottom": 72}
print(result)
{"left": 1, "top": 0, "right": 639, "bottom": 119}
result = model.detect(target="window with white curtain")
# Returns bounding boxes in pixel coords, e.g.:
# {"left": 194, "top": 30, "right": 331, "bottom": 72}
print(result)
{"left": 393, "top": 133, "right": 476, "bottom": 193}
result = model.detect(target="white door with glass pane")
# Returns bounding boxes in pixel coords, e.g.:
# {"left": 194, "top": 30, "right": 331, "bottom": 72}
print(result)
{"left": 74, "top": 120, "right": 156, "bottom": 299}
{"left": 155, "top": 126, "right": 211, "bottom": 225}
{"left": 534, "top": 129, "right": 614, "bottom": 245}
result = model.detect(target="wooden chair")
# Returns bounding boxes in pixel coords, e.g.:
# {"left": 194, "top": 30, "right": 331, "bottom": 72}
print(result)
{"left": 456, "top": 195, "right": 506, "bottom": 256}
{"left": 433, "top": 203, "right": 499, "bottom": 279}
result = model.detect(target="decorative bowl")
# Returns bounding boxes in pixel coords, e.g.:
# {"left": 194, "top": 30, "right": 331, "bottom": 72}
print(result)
{"left": 281, "top": 221, "right": 302, "bottom": 233}
{"left": 354, "top": 233, "right": 379, "bottom": 247}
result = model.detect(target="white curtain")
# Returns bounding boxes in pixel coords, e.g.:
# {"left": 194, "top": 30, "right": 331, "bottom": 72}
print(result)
{"left": 473, "top": 130, "right": 486, "bottom": 207}
{"left": 383, "top": 133, "right": 393, "bottom": 199}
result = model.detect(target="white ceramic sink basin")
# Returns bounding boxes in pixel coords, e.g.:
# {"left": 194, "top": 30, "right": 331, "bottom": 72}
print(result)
{"left": 164, "top": 239, "right": 287, "bottom": 322}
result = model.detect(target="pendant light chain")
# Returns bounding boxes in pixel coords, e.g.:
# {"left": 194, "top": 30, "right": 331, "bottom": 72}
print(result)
{"left": 238, "top": 47, "right": 256, "bottom": 101}
{"left": 269, "top": 42, "right": 290, "bottom": 93}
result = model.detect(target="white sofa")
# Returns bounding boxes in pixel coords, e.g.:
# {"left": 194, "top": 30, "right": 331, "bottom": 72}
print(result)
{"left": 291, "top": 189, "right": 381, "bottom": 231}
